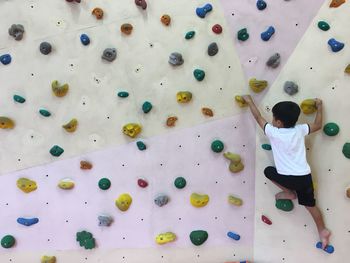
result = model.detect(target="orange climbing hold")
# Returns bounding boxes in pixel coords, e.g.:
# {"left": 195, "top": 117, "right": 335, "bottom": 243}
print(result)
{"left": 92, "top": 7, "right": 104, "bottom": 19}
{"left": 329, "top": 0, "right": 345, "bottom": 8}
{"left": 161, "top": 15, "right": 171, "bottom": 26}
{"left": 0, "top": 117, "right": 15, "bottom": 129}
{"left": 166, "top": 116, "right": 178, "bottom": 127}
{"left": 121, "top": 23, "right": 133, "bottom": 35}
{"left": 201, "top": 107, "right": 214, "bottom": 117}
{"left": 80, "top": 161, "right": 92, "bottom": 170}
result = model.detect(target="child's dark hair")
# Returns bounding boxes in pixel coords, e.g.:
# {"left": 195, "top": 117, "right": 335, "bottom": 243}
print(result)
{"left": 272, "top": 101, "right": 300, "bottom": 128}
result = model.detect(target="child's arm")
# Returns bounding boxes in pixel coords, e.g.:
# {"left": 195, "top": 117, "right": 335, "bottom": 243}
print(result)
{"left": 309, "top": 98, "right": 323, "bottom": 133}
{"left": 242, "top": 95, "right": 267, "bottom": 130}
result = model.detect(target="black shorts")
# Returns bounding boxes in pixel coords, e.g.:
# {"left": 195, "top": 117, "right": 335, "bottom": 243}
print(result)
{"left": 264, "top": 166, "right": 315, "bottom": 207}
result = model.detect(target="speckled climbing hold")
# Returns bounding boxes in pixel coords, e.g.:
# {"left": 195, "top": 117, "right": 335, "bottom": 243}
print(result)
{"left": 261, "top": 26, "right": 275, "bottom": 41}
{"left": 256, "top": 0, "right": 267, "bottom": 10}
{"left": 52, "top": 80, "right": 69, "bottom": 97}
{"left": 190, "top": 193, "right": 209, "bottom": 207}
{"left": 249, "top": 78, "right": 268, "bottom": 93}
{"left": 177, "top": 91, "right": 192, "bottom": 103}
{"left": 123, "top": 123, "right": 142, "bottom": 138}
{"left": 41, "top": 255, "right": 56, "bottom": 263}
{"left": 185, "top": 31, "right": 195, "bottom": 39}
{"left": 212, "top": 24, "right": 222, "bottom": 34}
{"left": 135, "top": 0, "right": 147, "bottom": 10}
{"left": 196, "top": 3, "right": 213, "bottom": 18}
{"left": 193, "top": 69, "right": 205, "bottom": 81}
{"left": 92, "top": 7, "right": 103, "bottom": 19}
{"left": 17, "top": 217, "right": 39, "bottom": 226}
{"left": 1, "top": 235, "right": 15, "bottom": 248}
{"left": 8, "top": 24, "right": 24, "bottom": 41}
{"left": 102, "top": 48, "right": 117, "bottom": 62}
{"left": 169, "top": 52, "right": 184, "bottom": 66}
{"left": 142, "top": 101, "right": 152, "bottom": 113}
{"left": 80, "top": 34, "right": 90, "bottom": 45}
{"left": 211, "top": 140, "right": 224, "bottom": 153}
{"left": 316, "top": 242, "right": 334, "bottom": 253}
{"left": 235, "top": 96, "right": 247, "bottom": 107}
{"left": 346, "top": 187, "right": 350, "bottom": 198}
{"left": 156, "top": 232, "right": 176, "bottom": 245}
{"left": 137, "top": 178, "right": 148, "bottom": 188}
{"left": 121, "top": 23, "right": 133, "bottom": 35}
{"left": 39, "top": 42, "right": 52, "bottom": 55}
{"left": 275, "top": 199, "right": 294, "bottom": 212}
{"left": 174, "top": 177, "right": 186, "bottom": 189}
{"left": 98, "top": 214, "right": 113, "bottom": 226}
{"left": 98, "top": 178, "right": 111, "bottom": 190}
{"left": 261, "top": 215, "right": 272, "bottom": 225}
{"left": 115, "top": 193, "right": 132, "bottom": 211}
{"left": 13, "top": 95, "right": 25, "bottom": 103}
{"left": 39, "top": 109, "right": 51, "bottom": 117}
{"left": 62, "top": 118, "right": 78, "bottom": 133}
{"left": 190, "top": 230, "right": 208, "bottom": 246}
{"left": 118, "top": 91, "right": 129, "bottom": 98}
{"left": 227, "top": 231, "right": 240, "bottom": 241}
{"left": 161, "top": 15, "right": 171, "bottom": 26}
{"left": 237, "top": 28, "right": 249, "bottom": 41}
{"left": 323, "top": 123, "right": 339, "bottom": 136}
{"left": 76, "top": 231, "right": 95, "bottom": 249}
{"left": 318, "top": 21, "right": 330, "bottom": 31}
{"left": 58, "top": 178, "right": 75, "bottom": 190}
{"left": 166, "top": 116, "right": 178, "bottom": 127}
{"left": 0, "top": 54, "right": 12, "bottom": 65}
{"left": 208, "top": 42, "right": 219, "bottom": 56}
{"left": 266, "top": 53, "right": 280, "bottom": 68}
{"left": 345, "top": 64, "right": 350, "bottom": 74}
{"left": 328, "top": 38, "right": 344, "bottom": 52}
{"left": 154, "top": 195, "right": 169, "bottom": 207}
{"left": 228, "top": 195, "right": 243, "bottom": 206}
{"left": 300, "top": 99, "right": 317, "bottom": 114}
{"left": 50, "top": 145, "right": 64, "bottom": 157}
{"left": 202, "top": 107, "right": 213, "bottom": 117}
{"left": 17, "top": 178, "right": 37, "bottom": 193}
{"left": 342, "top": 143, "right": 350, "bottom": 159}
{"left": 80, "top": 161, "right": 92, "bottom": 170}
{"left": 224, "top": 152, "right": 244, "bottom": 173}
{"left": 136, "top": 141, "right": 147, "bottom": 151}
{"left": 329, "top": 0, "right": 345, "bottom": 8}
{"left": 0, "top": 117, "right": 15, "bottom": 129}
{"left": 284, "top": 81, "right": 298, "bottom": 95}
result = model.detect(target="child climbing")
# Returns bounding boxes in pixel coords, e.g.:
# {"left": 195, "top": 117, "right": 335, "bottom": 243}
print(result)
{"left": 242, "top": 95, "right": 331, "bottom": 250}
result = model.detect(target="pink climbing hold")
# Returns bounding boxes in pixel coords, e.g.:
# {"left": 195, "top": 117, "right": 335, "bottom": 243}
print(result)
{"left": 135, "top": 0, "right": 147, "bottom": 10}
{"left": 137, "top": 178, "right": 148, "bottom": 188}
{"left": 261, "top": 215, "right": 272, "bottom": 225}
{"left": 212, "top": 24, "right": 223, "bottom": 34}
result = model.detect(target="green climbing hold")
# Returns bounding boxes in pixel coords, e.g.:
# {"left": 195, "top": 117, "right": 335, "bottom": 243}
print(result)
{"left": 193, "top": 69, "right": 205, "bottom": 81}
{"left": 275, "top": 199, "right": 294, "bottom": 212}
{"left": 323, "top": 122, "right": 339, "bottom": 136}
{"left": 39, "top": 109, "right": 51, "bottom": 117}
{"left": 342, "top": 143, "right": 350, "bottom": 159}
{"left": 189, "top": 230, "right": 208, "bottom": 246}
{"left": 1, "top": 235, "right": 15, "bottom": 248}
{"left": 318, "top": 21, "right": 330, "bottom": 31}
{"left": 142, "top": 101, "right": 152, "bottom": 113}
{"left": 49, "top": 145, "right": 64, "bottom": 157}
{"left": 211, "top": 140, "right": 224, "bottom": 153}
{"left": 13, "top": 95, "right": 25, "bottom": 103}
{"left": 117, "top": 91, "right": 129, "bottom": 98}
{"left": 262, "top": 144, "right": 272, "bottom": 150}
{"left": 76, "top": 231, "right": 95, "bottom": 249}
{"left": 136, "top": 141, "right": 147, "bottom": 151}
{"left": 174, "top": 177, "right": 186, "bottom": 189}
{"left": 185, "top": 31, "right": 195, "bottom": 39}
{"left": 237, "top": 28, "right": 249, "bottom": 41}
{"left": 98, "top": 178, "right": 111, "bottom": 190}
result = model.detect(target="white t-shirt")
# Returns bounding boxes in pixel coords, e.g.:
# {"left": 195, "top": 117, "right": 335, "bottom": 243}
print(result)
{"left": 264, "top": 123, "right": 311, "bottom": 176}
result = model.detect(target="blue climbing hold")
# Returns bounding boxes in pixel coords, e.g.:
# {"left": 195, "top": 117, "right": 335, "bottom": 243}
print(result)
{"left": 196, "top": 3, "right": 213, "bottom": 18}
{"left": 17, "top": 217, "right": 39, "bottom": 226}
{"left": 80, "top": 34, "right": 90, "bottom": 46}
{"left": 328, "top": 38, "right": 344, "bottom": 52}
{"left": 227, "top": 231, "right": 240, "bottom": 241}
{"left": 261, "top": 26, "right": 275, "bottom": 41}
{"left": 0, "top": 54, "right": 12, "bottom": 65}
{"left": 316, "top": 242, "right": 334, "bottom": 254}
{"left": 256, "top": 0, "right": 267, "bottom": 10}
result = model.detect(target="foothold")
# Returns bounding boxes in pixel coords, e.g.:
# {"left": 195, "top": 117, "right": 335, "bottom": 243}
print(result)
{"left": 316, "top": 242, "right": 334, "bottom": 253}
{"left": 177, "top": 91, "right": 192, "bottom": 103}
{"left": 329, "top": 0, "right": 345, "bottom": 8}
{"left": 102, "top": 48, "right": 117, "bottom": 62}
{"left": 169, "top": 52, "right": 184, "bottom": 66}
{"left": 328, "top": 38, "right": 344, "bottom": 52}
{"left": 237, "top": 28, "right": 249, "bottom": 41}
{"left": 1, "top": 235, "right": 15, "bottom": 248}
{"left": 52, "top": 80, "right": 69, "bottom": 97}
{"left": 261, "top": 26, "right": 275, "bottom": 41}
{"left": 224, "top": 152, "right": 244, "bottom": 173}
{"left": 92, "top": 7, "right": 103, "bottom": 19}
{"left": 228, "top": 195, "right": 243, "bottom": 206}
{"left": 80, "top": 34, "right": 90, "bottom": 45}
{"left": 323, "top": 122, "right": 339, "bottom": 136}
{"left": 98, "top": 214, "right": 113, "bottom": 226}
{"left": 80, "top": 161, "right": 93, "bottom": 170}
{"left": 76, "top": 231, "right": 95, "bottom": 249}
{"left": 137, "top": 178, "right": 148, "bottom": 188}
{"left": 185, "top": 31, "right": 195, "bottom": 39}
{"left": 118, "top": 91, "right": 129, "bottom": 98}
{"left": 39, "top": 42, "right": 52, "bottom": 55}
{"left": 39, "top": 109, "right": 51, "bottom": 117}
{"left": 212, "top": 24, "right": 222, "bottom": 34}
{"left": 142, "top": 101, "right": 152, "bottom": 113}
{"left": 17, "top": 178, "right": 37, "bottom": 193}
{"left": 193, "top": 69, "right": 205, "bottom": 81}
{"left": 17, "top": 217, "right": 39, "bottom": 226}
{"left": 318, "top": 21, "right": 330, "bottom": 31}
{"left": 58, "top": 178, "right": 74, "bottom": 190}
{"left": 189, "top": 230, "right": 208, "bottom": 246}
{"left": 174, "top": 177, "right": 186, "bottom": 189}
{"left": 98, "top": 178, "right": 111, "bottom": 190}
{"left": 0, "top": 117, "right": 15, "bottom": 129}
{"left": 190, "top": 193, "right": 209, "bottom": 207}
{"left": 156, "top": 232, "right": 176, "bottom": 245}
{"left": 121, "top": 23, "right": 133, "bottom": 35}
{"left": 346, "top": 187, "right": 350, "bottom": 198}
{"left": 249, "top": 78, "right": 268, "bottom": 93}
{"left": 154, "top": 195, "right": 169, "bottom": 207}
{"left": 50, "top": 145, "right": 64, "bottom": 157}
{"left": 41, "top": 255, "right": 56, "bottom": 263}
{"left": 0, "top": 54, "right": 12, "bottom": 65}
{"left": 122, "top": 123, "right": 142, "bottom": 138}
{"left": 211, "top": 140, "right": 224, "bottom": 153}
{"left": 227, "top": 231, "right": 240, "bottom": 241}
{"left": 62, "top": 118, "right": 78, "bottom": 133}
{"left": 283, "top": 81, "right": 298, "bottom": 95}
{"left": 208, "top": 42, "right": 219, "bottom": 56}
{"left": 266, "top": 53, "right": 280, "bottom": 68}
{"left": 275, "top": 199, "right": 294, "bottom": 212}
{"left": 300, "top": 99, "right": 317, "bottom": 114}
{"left": 235, "top": 96, "right": 247, "bottom": 107}
{"left": 345, "top": 64, "right": 350, "bottom": 74}
{"left": 261, "top": 215, "right": 272, "bottom": 225}
{"left": 342, "top": 143, "right": 350, "bottom": 159}
{"left": 8, "top": 24, "right": 24, "bottom": 40}
{"left": 161, "top": 15, "right": 171, "bottom": 26}
{"left": 261, "top": 144, "right": 272, "bottom": 150}
{"left": 256, "top": 0, "right": 267, "bottom": 10}
{"left": 115, "top": 193, "right": 132, "bottom": 211}
{"left": 166, "top": 116, "right": 178, "bottom": 127}
{"left": 136, "top": 141, "right": 147, "bottom": 151}
{"left": 196, "top": 3, "right": 213, "bottom": 18}
{"left": 202, "top": 107, "right": 213, "bottom": 117}
{"left": 135, "top": 0, "right": 147, "bottom": 10}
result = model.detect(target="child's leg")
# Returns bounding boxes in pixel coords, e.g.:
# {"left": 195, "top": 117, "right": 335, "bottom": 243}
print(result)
{"left": 264, "top": 166, "right": 296, "bottom": 200}
{"left": 305, "top": 206, "right": 331, "bottom": 249}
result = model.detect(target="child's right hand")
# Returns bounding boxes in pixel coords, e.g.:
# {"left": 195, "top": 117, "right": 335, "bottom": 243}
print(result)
{"left": 315, "top": 98, "right": 322, "bottom": 107}
{"left": 242, "top": 95, "right": 252, "bottom": 103}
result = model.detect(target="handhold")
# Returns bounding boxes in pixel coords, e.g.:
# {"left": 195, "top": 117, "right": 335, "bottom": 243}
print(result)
{"left": 328, "top": 38, "right": 344, "bottom": 52}
{"left": 283, "top": 81, "right": 298, "bottom": 95}
{"left": 342, "top": 143, "right": 350, "bottom": 158}
{"left": 196, "top": 3, "right": 213, "bottom": 18}
{"left": 13, "top": 95, "right": 25, "bottom": 103}
{"left": 261, "top": 144, "right": 272, "bottom": 150}
{"left": 80, "top": 34, "right": 90, "bottom": 45}
{"left": 166, "top": 116, "right": 178, "bottom": 127}
{"left": 208, "top": 42, "right": 219, "bottom": 56}
{"left": 345, "top": 64, "right": 350, "bottom": 74}
{"left": 39, "top": 42, "right": 52, "bottom": 55}
{"left": 300, "top": 99, "right": 317, "bottom": 114}
{"left": 50, "top": 145, "right": 64, "bottom": 157}
{"left": 142, "top": 101, "right": 152, "bottom": 113}
{"left": 316, "top": 242, "right": 334, "bottom": 253}
{"left": 51, "top": 80, "right": 69, "bottom": 97}
{"left": 154, "top": 195, "right": 169, "bottom": 207}
{"left": 41, "top": 255, "right": 56, "bottom": 263}
{"left": 266, "top": 53, "right": 280, "bottom": 68}
{"left": 39, "top": 109, "right": 51, "bottom": 117}
{"left": 227, "top": 231, "right": 240, "bottom": 241}
{"left": 211, "top": 140, "right": 224, "bottom": 153}
{"left": 80, "top": 160, "right": 93, "bottom": 170}
{"left": 1, "top": 235, "right": 15, "bottom": 248}
{"left": 228, "top": 195, "right": 243, "bottom": 206}
{"left": 318, "top": 21, "right": 330, "bottom": 31}
{"left": 193, "top": 69, "right": 205, "bottom": 81}
{"left": 0, "top": 117, "right": 15, "bottom": 129}
{"left": 249, "top": 78, "right": 268, "bottom": 93}
{"left": 237, "top": 28, "right": 249, "bottom": 41}
{"left": 156, "top": 232, "right": 176, "bottom": 245}
{"left": 98, "top": 214, "right": 113, "bottom": 226}
{"left": 76, "top": 231, "right": 95, "bottom": 249}
{"left": 261, "top": 26, "right": 275, "bottom": 41}
{"left": 329, "top": 0, "right": 345, "bottom": 8}
{"left": 177, "top": 91, "right": 192, "bottom": 103}
{"left": 92, "top": 7, "right": 103, "bottom": 19}
{"left": 169, "top": 52, "right": 184, "bottom": 66}
{"left": 136, "top": 141, "right": 147, "bottom": 151}
{"left": 135, "top": 0, "right": 147, "bottom": 10}
{"left": 58, "top": 178, "right": 74, "bottom": 190}
{"left": 8, "top": 24, "right": 24, "bottom": 41}
{"left": 256, "top": 0, "right": 267, "bottom": 10}
{"left": 98, "top": 178, "right": 111, "bottom": 190}
{"left": 275, "top": 199, "right": 294, "bottom": 212}
{"left": 0, "top": 54, "right": 12, "bottom": 65}
{"left": 189, "top": 230, "right": 208, "bottom": 246}
{"left": 62, "top": 118, "right": 78, "bottom": 132}
{"left": 137, "top": 178, "right": 148, "bottom": 188}
{"left": 185, "top": 31, "right": 195, "bottom": 39}
{"left": 261, "top": 215, "right": 272, "bottom": 225}
{"left": 323, "top": 122, "right": 339, "bottom": 136}
{"left": 235, "top": 96, "right": 247, "bottom": 107}
{"left": 17, "top": 178, "right": 37, "bottom": 193}
{"left": 102, "top": 48, "right": 117, "bottom": 62}
{"left": 346, "top": 187, "right": 350, "bottom": 198}
{"left": 66, "top": 0, "right": 81, "bottom": 3}
{"left": 161, "top": 15, "right": 171, "bottom": 26}
{"left": 121, "top": 23, "right": 133, "bottom": 35}
{"left": 224, "top": 152, "right": 244, "bottom": 173}
{"left": 202, "top": 107, "right": 213, "bottom": 117}
{"left": 17, "top": 217, "right": 39, "bottom": 226}
{"left": 118, "top": 91, "right": 129, "bottom": 98}
{"left": 190, "top": 193, "right": 209, "bottom": 207}
{"left": 174, "top": 177, "right": 186, "bottom": 189}
{"left": 122, "top": 123, "right": 142, "bottom": 138}
{"left": 115, "top": 193, "right": 132, "bottom": 211}
{"left": 212, "top": 24, "right": 222, "bottom": 34}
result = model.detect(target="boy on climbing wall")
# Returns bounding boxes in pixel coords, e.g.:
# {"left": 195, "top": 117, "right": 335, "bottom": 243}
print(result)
{"left": 242, "top": 95, "right": 331, "bottom": 249}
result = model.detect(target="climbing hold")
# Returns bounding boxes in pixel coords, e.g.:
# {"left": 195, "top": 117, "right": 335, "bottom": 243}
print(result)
{"left": 224, "top": 152, "right": 244, "bottom": 173}
{"left": 0, "top": 54, "right": 12, "bottom": 65}
{"left": 227, "top": 231, "right": 240, "bottom": 241}
{"left": 161, "top": 15, "right": 171, "bottom": 26}
{"left": 62, "top": 118, "right": 78, "bottom": 133}
{"left": 208, "top": 42, "right": 219, "bottom": 56}
{"left": 194, "top": 69, "right": 205, "bottom": 81}
{"left": 154, "top": 195, "right": 169, "bottom": 207}
{"left": 121, "top": 23, "right": 133, "bottom": 35}
{"left": 345, "top": 64, "right": 350, "bottom": 74}
{"left": 98, "top": 178, "right": 111, "bottom": 190}
{"left": 202, "top": 107, "right": 213, "bottom": 117}
{"left": 275, "top": 199, "right": 294, "bottom": 212}
{"left": 50, "top": 145, "right": 64, "bottom": 157}
{"left": 66, "top": 0, "right": 81, "bottom": 3}
{"left": 237, "top": 28, "right": 249, "bottom": 41}
{"left": 102, "top": 48, "right": 117, "bottom": 62}
{"left": 190, "top": 193, "right": 209, "bottom": 207}
{"left": 169, "top": 52, "right": 184, "bottom": 66}
{"left": 156, "top": 232, "right": 176, "bottom": 245}
{"left": 300, "top": 99, "right": 317, "bottom": 114}
{"left": 17, "top": 178, "right": 37, "bottom": 193}
{"left": 17, "top": 217, "right": 39, "bottom": 226}
{"left": 284, "top": 81, "right": 298, "bottom": 95}
{"left": 13, "top": 95, "right": 25, "bottom": 103}
{"left": 261, "top": 144, "right": 272, "bottom": 150}
{"left": 76, "top": 231, "right": 95, "bottom": 249}
{"left": 80, "top": 161, "right": 93, "bottom": 170}
{"left": 137, "top": 178, "right": 148, "bottom": 188}
{"left": 51, "top": 80, "right": 69, "bottom": 97}
{"left": 177, "top": 91, "right": 192, "bottom": 103}
{"left": 261, "top": 26, "right": 275, "bottom": 41}
{"left": 261, "top": 215, "right": 272, "bottom": 225}
{"left": 328, "top": 38, "right": 344, "bottom": 52}
{"left": 58, "top": 178, "right": 75, "bottom": 190}
{"left": 316, "top": 242, "right": 335, "bottom": 253}
{"left": 342, "top": 143, "right": 350, "bottom": 159}
{"left": 1, "top": 235, "right": 15, "bottom": 248}
{"left": 249, "top": 78, "right": 268, "bottom": 93}
{"left": 41, "top": 255, "right": 56, "bottom": 263}
{"left": 185, "top": 31, "right": 195, "bottom": 39}
{"left": 235, "top": 96, "right": 247, "bottom": 107}
{"left": 118, "top": 91, "right": 129, "bottom": 98}
{"left": 8, "top": 24, "right": 24, "bottom": 40}
{"left": 39, "top": 109, "right": 51, "bottom": 117}
{"left": 211, "top": 140, "right": 224, "bottom": 153}
{"left": 196, "top": 3, "right": 213, "bottom": 18}
{"left": 80, "top": 34, "right": 90, "bottom": 45}
{"left": 266, "top": 53, "right": 280, "bottom": 68}
{"left": 98, "top": 214, "right": 113, "bottom": 226}
{"left": 329, "top": 0, "right": 345, "bottom": 8}
{"left": 92, "top": 7, "right": 103, "bottom": 19}
{"left": 136, "top": 141, "right": 147, "bottom": 151}
{"left": 0, "top": 117, "right": 15, "bottom": 129}
{"left": 190, "top": 230, "right": 208, "bottom": 246}
{"left": 228, "top": 195, "right": 243, "bottom": 206}
{"left": 318, "top": 21, "right": 330, "bottom": 31}
{"left": 346, "top": 187, "right": 350, "bottom": 198}
{"left": 39, "top": 42, "right": 52, "bottom": 55}
{"left": 212, "top": 24, "right": 222, "bottom": 34}
{"left": 135, "top": 0, "right": 147, "bottom": 10}
{"left": 323, "top": 123, "right": 339, "bottom": 136}
{"left": 122, "top": 123, "right": 142, "bottom": 138}
{"left": 142, "top": 101, "right": 152, "bottom": 113}
{"left": 115, "top": 193, "right": 132, "bottom": 211}
{"left": 166, "top": 116, "right": 178, "bottom": 127}
{"left": 174, "top": 177, "right": 186, "bottom": 189}
{"left": 256, "top": 0, "right": 267, "bottom": 10}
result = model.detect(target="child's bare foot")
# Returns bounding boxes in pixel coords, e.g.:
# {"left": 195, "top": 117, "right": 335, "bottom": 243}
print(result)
{"left": 275, "top": 191, "right": 296, "bottom": 200}
{"left": 319, "top": 229, "right": 331, "bottom": 249}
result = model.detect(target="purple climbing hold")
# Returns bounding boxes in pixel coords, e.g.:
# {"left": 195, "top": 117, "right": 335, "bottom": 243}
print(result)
{"left": 261, "top": 26, "right": 275, "bottom": 41}
{"left": 328, "top": 38, "right": 344, "bottom": 52}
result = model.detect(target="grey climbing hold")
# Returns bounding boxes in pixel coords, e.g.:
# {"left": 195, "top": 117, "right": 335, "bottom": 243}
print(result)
{"left": 266, "top": 53, "right": 281, "bottom": 68}
{"left": 39, "top": 42, "right": 52, "bottom": 55}
{"left": 283, "top": 81, "right": 298, "bottom": 95}
{"left": 168, "top": 52, "right": 184, "bottom": 66}
{"left": 154, "top": 195, "right": 169, "bottom": 207}
{"left": 8, "top": 24, "right": 25, "bottom": 41}
{"left": 102, "top": 48, "right": 117, "bottom": 62}
{"left": 98, "top": 214, "right": 113, "bottom": 226}
{"left": 208, "top": 42, "right": 218, "bottom": 56}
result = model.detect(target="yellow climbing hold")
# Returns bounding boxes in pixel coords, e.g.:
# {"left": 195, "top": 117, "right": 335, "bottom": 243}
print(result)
{"left": 115, "top": 193, "right": 132, "bottom": 211}
{"left": 155, "top": 232, "right": 177, "bottom": 245}
{"left": 344, "top": 64, "right": 350, "bottom": 74}
{"left": 190, "top": 193, "right": 209, "bottom": 207}
{"left": 300, "top": 99, "right": 317, "bottom": 114}
{"left": 249, "top": 78, "right": 268, "bottom": 93}
{"left": 62, "top": 118, "right": 78, "bottom": 133}
{"left": 228, "top": 195, "right": 243, "bottom": 206}
{"left": 52, "top": 80, "right": 69, "bottom": 97}
{"left": 235, "top": 96, "right": 247, "bottom": 107}
{"left": 58, "top": 178, "right": 75, "bottom": 190}
{"left": 176, "top": 91, "right": 192, "bottom": 103}
{"left": 122, "top": 123, "right": 142, "bottom": 138}
{"left": 0, "top": 117, "right": 15, "bottom": 129}
{"left": 17, "top": 178, "right": 37, "bottom": 193}
{"left": 224, "top": 152, "right": 244, "bottom": 173}
{"left": 41, "top": 255, "right": 56, "bottom": 263}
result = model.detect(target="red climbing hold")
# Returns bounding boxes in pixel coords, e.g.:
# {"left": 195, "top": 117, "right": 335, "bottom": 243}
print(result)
{"left": 261, "top": 215, "right": 272, "bottom": 225}
{"left": 137, "top": 178, "right": 148, "bottom": 188}
{"left": 212, "top": 24, "right": 222, "bottom": 34}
